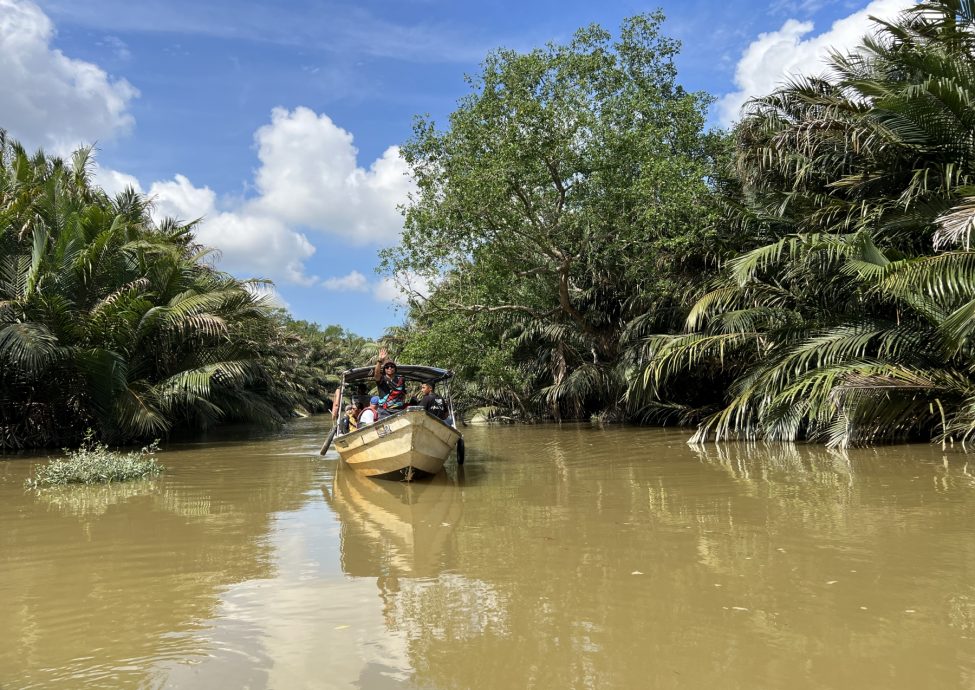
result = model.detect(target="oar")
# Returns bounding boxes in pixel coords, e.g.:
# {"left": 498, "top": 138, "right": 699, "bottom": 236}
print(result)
{"left": 322, "top": 385, "right": 342, "bottom": 455}
{"left": 319, "top": 427, "right": 336, "bottom": 455}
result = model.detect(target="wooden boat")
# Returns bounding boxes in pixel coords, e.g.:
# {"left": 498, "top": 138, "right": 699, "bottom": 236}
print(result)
{"left": 321, "top": 464, "right": 462, "bottom": 577}
{"left": 325, "top": 365, "right": 464, "bottom": 480}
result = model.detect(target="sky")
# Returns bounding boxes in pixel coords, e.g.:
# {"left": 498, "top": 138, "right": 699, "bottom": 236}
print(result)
{"left": 1, "top": 0, "right": 917, "bottom": 338}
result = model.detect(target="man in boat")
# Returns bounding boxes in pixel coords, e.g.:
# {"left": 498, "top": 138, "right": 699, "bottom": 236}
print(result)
{"left": 374, "top": 347, "right": 407, "bottom": 418}
{"left": 410, "top": 382, "right": 449, "bottom": 420}
{"left": 359, "top": 396, "right": 379, "bottom": 425}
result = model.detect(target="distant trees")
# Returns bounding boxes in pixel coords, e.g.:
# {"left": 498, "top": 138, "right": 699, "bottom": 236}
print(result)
{"left": 277, "top": 318, "right": 378, "bottom": 414}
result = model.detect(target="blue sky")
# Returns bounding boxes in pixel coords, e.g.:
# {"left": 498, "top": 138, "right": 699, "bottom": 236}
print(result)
{"left": 2, "top": 0, "right": 916, "bottom": 337}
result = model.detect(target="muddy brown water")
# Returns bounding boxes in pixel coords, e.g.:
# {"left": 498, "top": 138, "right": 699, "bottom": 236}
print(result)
{"left": 3, "top": 418, "right": 975, "bottom": 689}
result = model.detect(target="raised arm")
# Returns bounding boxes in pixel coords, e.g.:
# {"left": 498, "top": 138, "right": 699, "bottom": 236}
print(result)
{"left": 374, "top": 347, "right": 389, "bottom": 383}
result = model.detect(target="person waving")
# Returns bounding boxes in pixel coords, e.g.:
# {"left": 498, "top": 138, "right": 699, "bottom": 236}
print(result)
{"left": 374, "top": 347, "right": 406, "bottom": 418}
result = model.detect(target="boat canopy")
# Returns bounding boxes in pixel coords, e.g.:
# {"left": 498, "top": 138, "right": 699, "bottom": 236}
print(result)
{"left": 341, "top": 365, "right": 454, "bottom": 384}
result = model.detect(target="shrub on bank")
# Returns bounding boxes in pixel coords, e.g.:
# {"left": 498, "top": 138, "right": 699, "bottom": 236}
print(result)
{"left": 26, "top": 434, "right": 164, "bottom": 488}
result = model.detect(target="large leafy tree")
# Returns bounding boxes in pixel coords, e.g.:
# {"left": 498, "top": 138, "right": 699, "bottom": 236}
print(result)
{"left": 646, "top": 0, "right": 975, "bottom": 446}
{"left": 385, "top": 13, "right": 724, "bottom": 421}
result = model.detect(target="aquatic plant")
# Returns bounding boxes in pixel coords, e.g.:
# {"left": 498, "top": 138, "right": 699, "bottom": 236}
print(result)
{"left": 26, "top": 433, "right": 163, "bottom": 488}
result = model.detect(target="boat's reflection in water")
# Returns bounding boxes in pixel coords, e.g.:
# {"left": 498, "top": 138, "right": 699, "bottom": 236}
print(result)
{"left": 322, "top": 464, "right": 464, "bottom": 579}
{"left": 322, "top": 464, "right": 506, "bottom": 685}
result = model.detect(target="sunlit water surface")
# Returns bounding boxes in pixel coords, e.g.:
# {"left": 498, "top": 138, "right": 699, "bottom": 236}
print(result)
{"left": 3, "top": 419, "right": 975, "bottom": 689}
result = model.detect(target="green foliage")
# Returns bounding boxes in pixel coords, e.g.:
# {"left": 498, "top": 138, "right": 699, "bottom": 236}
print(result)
{"left": 0, "top": 135, "right": 353, "bottom": 448}
{"left": 393, "top": 302, "right": 534, "bottom": 420}
{"left": 272, "top": 314, "right": 377, "bottom": 414}
{"left": 385, "top": 12, "right": 726, "bottom": 421}
{"left": 645, "top": 0, "right": 975, "bottom": 446}
{"left": 26, "top": 432, "right": 163, "bottom": 488}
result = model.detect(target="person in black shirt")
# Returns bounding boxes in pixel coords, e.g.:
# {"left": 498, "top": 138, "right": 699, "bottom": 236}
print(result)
{"left": 411, "top": 382, "right": 448, "bottom": 420}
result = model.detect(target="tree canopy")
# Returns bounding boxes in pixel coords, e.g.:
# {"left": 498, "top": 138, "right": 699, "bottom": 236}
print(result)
{"left": 385, "top": 13, "right": 727, "bottom": 421}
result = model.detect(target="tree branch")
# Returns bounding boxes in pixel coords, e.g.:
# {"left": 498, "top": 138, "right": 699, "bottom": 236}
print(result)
{"left": 557, "top": 260, "right": 600, "bottom": 338}
{"left": 544, "top": 157, "right": 568, "bottom": 213}
{"left": 424, "top": 299, "right": 559, "bottom": 320}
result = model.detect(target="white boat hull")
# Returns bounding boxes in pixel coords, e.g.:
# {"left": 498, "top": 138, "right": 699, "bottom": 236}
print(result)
{"left": 333, "top": 408, "right": 462, "bottom": 479}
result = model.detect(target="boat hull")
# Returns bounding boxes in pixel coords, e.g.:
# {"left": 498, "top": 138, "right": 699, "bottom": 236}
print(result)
{"left": 333, "top": 408, "right": 461, "bottom": 479}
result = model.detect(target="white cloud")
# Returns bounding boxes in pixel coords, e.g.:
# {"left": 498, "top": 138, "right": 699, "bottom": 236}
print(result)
{"left": 0, "top": 0, "right": 137, "bottom": 153}
{"left": 373, "top": 272, "right": 433, "bottom": 307}
{"left": 92, "top": 164, "right": 142, "bottom": 198}
{"left": 118, "top": 106, "right": 415, "bottom": 286}
{"left": 322, "top": 271, "right": 369, "bottom": 292}
{"left": 718, "top": 0, "right": 917, "bottom": 126}
{"left": 93, "top": 104, "right": 416, "bottom": 288}
{"left": 107, "top": 106, "right": 415, "bottom": 286}
{"left": 195, "top": 212, "right": 318, "bottom": 287}
{"left": 253, "top": 107, "right": 414, "bottom": 245}
{"left": 148, "top": 174, "right": 215, "bottom": 221}
{"left": 143, "top": 174, "right": 318, "bottom": 286}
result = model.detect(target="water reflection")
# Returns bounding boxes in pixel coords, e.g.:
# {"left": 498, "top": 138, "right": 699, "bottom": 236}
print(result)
{"left": 34, "top": 479, "right": 162, "bottom": 518}
{"left": 4, "top": 422, "right": 975, "bottom": 689}
{"left": 0, "top": 424, "right": 321, "bottom": 690}
{"left": 320, "top": 463, "right": 514, "bottom": 684}
{"left": 322, "top": 464, "right": 463, "bottom": 578}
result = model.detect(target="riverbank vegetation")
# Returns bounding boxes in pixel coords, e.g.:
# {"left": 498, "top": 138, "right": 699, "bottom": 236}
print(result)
{"left": 388, "top": 0, "right": 975, "bottom": 447}
{"left": 0, "top": 137, "right": 371, "bottom": 450}
{"left": 5, "top": 1, "right": 972, "bottom": 450}
{"left": 25, "top": 433, "right": 163, "bottom": 488}
{"left": 649, "top": 0, "right": 975, "bottom": 446}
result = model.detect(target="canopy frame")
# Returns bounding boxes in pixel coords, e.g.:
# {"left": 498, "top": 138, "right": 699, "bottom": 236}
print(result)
{"left": 333, "top": 364, "right": 457, "bottom": 437}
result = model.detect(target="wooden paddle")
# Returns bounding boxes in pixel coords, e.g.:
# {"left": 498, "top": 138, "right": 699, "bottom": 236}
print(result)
{"left": 319, "top": 427, "right": 336, "bottom": 455}
{"left": 321, "top": 386, "right": 342, "bottom": 455}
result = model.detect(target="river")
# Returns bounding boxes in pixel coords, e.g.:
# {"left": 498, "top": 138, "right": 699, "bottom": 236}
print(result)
{"left": 2, "top": 418, "right": 975, "bottom": 688}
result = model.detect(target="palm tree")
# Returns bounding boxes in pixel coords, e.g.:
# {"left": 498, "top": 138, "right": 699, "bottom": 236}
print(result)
{"left": 644, "top": 0, "right": 975, "bottom": 446}
{"left": 0, "top": 136, "right": 321, "bottom": 448}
